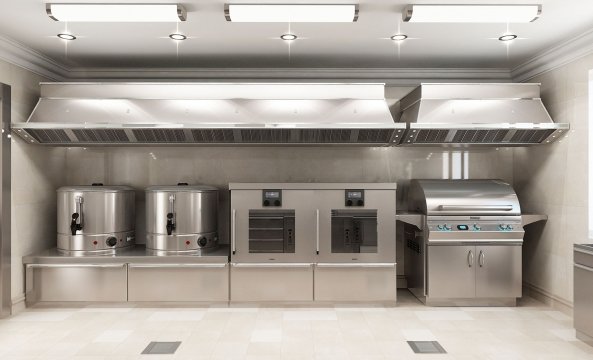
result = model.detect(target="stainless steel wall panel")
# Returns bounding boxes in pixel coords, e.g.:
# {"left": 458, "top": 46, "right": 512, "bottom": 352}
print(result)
{"left": 230, "top": 264, "right": 313, "bottom": 302}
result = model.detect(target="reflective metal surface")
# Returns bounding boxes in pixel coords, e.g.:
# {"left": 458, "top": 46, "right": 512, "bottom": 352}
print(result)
{"left": 145, "top": 185, "right": 218, "bottom": 252}
{"left": 575, "top": 245, "right": 593, "bottom": 346}
{"left": 0, "top": 84, "right": 10, "bottom": 317}
{"left": 57, "top": 185, "right": 135, "bottom": 253}
{"left": 395, "top": 83, "right": 569, "bottom": 146}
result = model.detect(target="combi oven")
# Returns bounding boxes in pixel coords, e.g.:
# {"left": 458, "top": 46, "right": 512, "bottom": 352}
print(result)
{"left": 229, "top": 183, "right": 397, "bottom": 302}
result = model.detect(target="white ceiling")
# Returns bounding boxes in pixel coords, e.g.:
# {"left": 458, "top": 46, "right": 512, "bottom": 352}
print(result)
{"left": 0, "top": 0, "right": 592, "bottom": 69}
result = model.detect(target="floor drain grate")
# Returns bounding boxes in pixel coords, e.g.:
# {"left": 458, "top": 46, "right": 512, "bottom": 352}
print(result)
{"left": 141, "top": 341, "right": 182, "bottom": 355}
{"left": 407, "top": 341, "right": 447, "bottom": 354}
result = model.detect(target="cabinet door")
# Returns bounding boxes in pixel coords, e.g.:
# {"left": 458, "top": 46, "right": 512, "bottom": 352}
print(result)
{"left": 475, "top": 245, "right": 522, "bottom": 298}
{"left": 427, "top": 245, "right": 475, "bottom": 299}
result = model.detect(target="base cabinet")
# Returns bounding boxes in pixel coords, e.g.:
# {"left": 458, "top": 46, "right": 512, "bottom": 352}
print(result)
{"left": 230, "top": 263, "right": 313, "bottom": 302}
{"left": 128, "top": 264, "right": 229, "bottom": 302}
{"left": 26, "top": 264, "right": 128, "bottom": 303}
{"left": 427, "top": 244, "right": 521, "bottom": 301}
{"left": 314, "top": 264, "right": 397, "bottom": 302}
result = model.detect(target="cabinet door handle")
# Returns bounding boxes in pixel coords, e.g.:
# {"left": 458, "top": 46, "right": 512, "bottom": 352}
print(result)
{"left": 231, "top": 209, "right": 236, "bottom": 255}
{"left": 478, "top": 250, "right": 485, "bottom": 267}
{"left": 315, "top": 209, "right": 320, "bottom": 255}
{"left": 467, "top": 250, "right": 474, "bottom": 267}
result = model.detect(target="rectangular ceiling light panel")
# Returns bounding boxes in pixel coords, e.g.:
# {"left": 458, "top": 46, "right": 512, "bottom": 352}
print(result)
{"left": 225, "top": 4, "right": 359, "bottom": 22}
{"left": 403, "top": 4, "right": 541, "bottom": 23}
{"left": 47, "top": 3, "right": 187, "bottom": 22}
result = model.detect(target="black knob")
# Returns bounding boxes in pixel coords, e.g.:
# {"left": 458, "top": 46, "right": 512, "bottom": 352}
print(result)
{"left": 106, "top": 237, "right": 117, "bottom": 247}
{"left": 274, "top": 200, "right": 281, "bottom": 206}
{"left": 198, "top": 237, "right": 208, "bottom": 247}
{"left": 167, "top": 213, "right": 174, "bottom": 220}
{"left": 177, "top": 182, "right": 189, "bottom": 186}
{"left": 72, "top": 213, "right": 79, "bottom": 220}
{"left": 263, "top": 200, "right": 270, "bottom": 206}
{"left": 91, "top": 183, "right": 103, "bottom": 186}
{"left": 357, "top": 200, "right": 364, "bottom": 206}
{"left": 346, "top": 200, "right": 353, "bottom": 206}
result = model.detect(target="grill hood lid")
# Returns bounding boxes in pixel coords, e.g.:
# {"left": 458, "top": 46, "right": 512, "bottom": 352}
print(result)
{"left": 13, "top": 82, "right": 404, "bottom": 146}
{"left": 395, "top": 83, "right": 569, "bottom": 146}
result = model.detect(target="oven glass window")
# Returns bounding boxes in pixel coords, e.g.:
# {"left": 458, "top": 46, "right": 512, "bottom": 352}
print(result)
{"left": 331, "top": 209, "right": 378, "bottom": 253}
{"left": 248, "top": 210, "right": 295, "bottom": 253}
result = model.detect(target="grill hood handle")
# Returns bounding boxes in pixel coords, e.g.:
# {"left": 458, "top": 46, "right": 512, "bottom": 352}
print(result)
{"left": 438, "top": 205, "right": 513, "bottom": 211}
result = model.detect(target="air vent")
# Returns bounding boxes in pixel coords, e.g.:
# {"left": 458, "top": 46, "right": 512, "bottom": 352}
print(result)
{"left": 132, "top": 129, "right": 186, "bottom": 143}
{"left": 414, "top": 129, "right": 449, "bottom": 143}
{"left": 452, "top": 130, "right": 508, "bottom": 144}
{"left": 357, "top": 129, "right": 394, "bottom": 143}
{"left": 191, "top": 129, "right": 234, "bottom": 143}
{"left": 72, "top": 129, "right": 129, "bottom": 143}
{"left": 299, "top": 129, "right": 351, "bottom": 143}
{"left": 26, "top": 129, "right": 70, "bottom": 143}
{"left": 509, "top": 129, "right": 555, "bottom": 144}
{"left": 240, "top": 129, "right": 291, "bottom": 143}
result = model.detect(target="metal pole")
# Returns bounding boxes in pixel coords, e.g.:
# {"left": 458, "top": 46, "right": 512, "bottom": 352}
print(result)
{"left": 0, "top": 83, "right": 11, "bottom": 318}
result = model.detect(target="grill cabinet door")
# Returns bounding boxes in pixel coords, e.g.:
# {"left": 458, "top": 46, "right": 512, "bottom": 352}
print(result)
{"left": 427, "top": 245, "right": 475, "bottom": 299}
{"left": 475, "top": 245, "right": 522, "bottom": 298}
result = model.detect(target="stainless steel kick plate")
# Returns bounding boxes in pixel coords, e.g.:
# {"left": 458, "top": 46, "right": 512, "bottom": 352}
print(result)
{"left": 407, "top": 341, "right": 447, "bottom": 354}
{"left": 141, "top": 341, "right": 182, "bottom": 355}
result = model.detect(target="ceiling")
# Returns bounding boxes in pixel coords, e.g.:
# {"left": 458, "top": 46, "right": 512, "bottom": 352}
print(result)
{"left": 0, "top": 0, "right": 593, "bottom": 70}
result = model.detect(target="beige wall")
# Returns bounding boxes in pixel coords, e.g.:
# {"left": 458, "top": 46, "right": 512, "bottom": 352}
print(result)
{"left": 514, "top": 54, "right": 591, "bottom": 307}
{"left": 0, "top": 59, "right": 65, "bottom": 311}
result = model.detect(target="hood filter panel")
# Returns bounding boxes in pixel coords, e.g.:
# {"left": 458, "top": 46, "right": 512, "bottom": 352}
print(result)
{"left": 510, "top": 129, "right": 555, "bottom": 144}
{"left": 27, "top": 129, "right": 70, "bottom": 143}
{"left": 72, "top": 129, "right": 130, "bottom": 143}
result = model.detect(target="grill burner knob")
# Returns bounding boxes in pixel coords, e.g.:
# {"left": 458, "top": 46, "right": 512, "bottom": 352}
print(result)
{"left": 498, "top": 224, "right": 507, "bottom": 231}
{"left": 473, "top": 224, "right": 481, "bottom": 231}
{"left": 506, "top": 225, "right": 513, "bottom": 231}
{"left": 437, "top": 225, "right": 443, "bottom": 230}
{"left": 106, "top": 237, "right": 117, "bottom": 247}
{"left": 198, "top": 236, "right": 208, "bottom": 247}
{"left": 444, "top": 224, "right": 452, "bottom": 231}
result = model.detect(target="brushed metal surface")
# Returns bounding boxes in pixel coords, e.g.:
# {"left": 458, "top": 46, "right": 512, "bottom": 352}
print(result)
{"left": 0, "top": 84, "right": 10, "bottom": 317}
{"left": 128, "top": 264, "right": 229, "bottom": 301}
{"left": 314, "top": 265, "right": 396, "bottom": 301}
{"left": 574, "top": 262, "right": 593, "bottom": 340}
{"left": 475, "top": 245, "right": 522, "bottom": 298}
{"left": 145, "top": 186, "right": 218, "bottom": 252}
{"left": 230, "top": 264, "right": 313, "bottom": 301}
{"left": 57, "top": 186, "right": 135, "bottom": 252}
{"left": 27, "top": 264, "right": 127, "bottom": 302}
{"left": 427, "top": 245, "right": 475, "bottom": 299}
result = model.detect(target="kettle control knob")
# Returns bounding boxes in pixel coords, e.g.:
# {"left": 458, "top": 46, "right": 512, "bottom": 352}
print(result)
{"left": 198, "top": 237, "right": 208, "bottom": 247}
{"left": 106, "top": 237, "right": 117, "bottom": 247}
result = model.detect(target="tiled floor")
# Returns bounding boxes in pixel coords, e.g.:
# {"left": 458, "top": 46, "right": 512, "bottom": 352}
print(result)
{"left": 1, "top": 290, "right": 592, "bottom": 360}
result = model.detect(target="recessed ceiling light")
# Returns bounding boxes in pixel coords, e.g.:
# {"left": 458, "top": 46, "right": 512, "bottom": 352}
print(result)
{"left": 225, "top": 4, "right": 358, "bottom": 22}
{"left": 57, "top": 33, "right": 76, "bottom": 40}
{"left": 390, "top": 34, "right": 408, "bottom": 41}
{"left": 169, "top": 33, "right": 187, "bottom": 41}
{"left": 280, "top": 34, "right": 297, "bottom": 41}
{"left": 403, "top": 4, "right": 541, "bottom": 23}
{"left": 499, "top": 34, "right": 518, "bottom": 42}
{"left": 46, "top": 3, "right": 187, "bottom": 22}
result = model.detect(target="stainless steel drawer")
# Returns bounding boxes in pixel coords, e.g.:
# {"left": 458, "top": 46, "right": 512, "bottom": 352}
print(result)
{"left": 26, "top": 264, "right": 127, "bottom": 303}
{"left": 230, "top": 263, "right": 313, "bottom": 302}
{"left": 128, "top": 263, "right": 229, "bottom": 302}
{"left": 575, "top": 263, "right": 593, "bottom": 342}
{"left": 314, "top": 263, "right": 397, "bottom": 302}
{"left": 575, "top": 248, "right": 593, "bottom": 268}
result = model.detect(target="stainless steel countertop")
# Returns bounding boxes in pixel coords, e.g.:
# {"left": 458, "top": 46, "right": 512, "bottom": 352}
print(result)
{"left": 23, "top": 245, "right": 230, "bottom": 265}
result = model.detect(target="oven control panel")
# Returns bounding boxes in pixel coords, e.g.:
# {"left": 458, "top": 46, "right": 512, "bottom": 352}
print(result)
{"left": 429, "top": 222, "right": 519, "bottom": 232}
{"left": 345, "top": 189, "right": 364, "bottom": 207}
{"left": 262, "top": 189, "right": 282, "bottom": 207}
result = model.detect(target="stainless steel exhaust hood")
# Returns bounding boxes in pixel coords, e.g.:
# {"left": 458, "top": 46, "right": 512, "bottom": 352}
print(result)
{"left": 394, "top": 83, "right": 569, "bottom": 146}
{"left": 12, "top": 82, "right": 405, "bottom": 146}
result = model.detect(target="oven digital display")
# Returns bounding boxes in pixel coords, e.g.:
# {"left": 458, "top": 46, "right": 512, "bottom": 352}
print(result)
{"left": 264, "top": 191, "right": 280, "bottom": 199}
{"left": 346, "top": 191, "right": 362, "bottom": 199}
{"left": 457, "top": 225, "right": 469, "bottom": 231}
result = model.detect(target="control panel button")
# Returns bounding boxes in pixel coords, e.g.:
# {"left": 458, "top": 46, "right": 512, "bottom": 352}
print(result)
{"left": 345, "top": 190, "right": 364, "bottom": 207}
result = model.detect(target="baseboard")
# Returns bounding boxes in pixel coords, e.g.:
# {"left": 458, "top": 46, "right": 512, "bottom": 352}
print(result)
{"left": 523, "top": 282, "right": 573, "bottom": 315}
{"left": 11, "top": 294, "right": 26, "bottom": 315}
{"left": 397, "top": 275, "right": 407, "bottom": 289}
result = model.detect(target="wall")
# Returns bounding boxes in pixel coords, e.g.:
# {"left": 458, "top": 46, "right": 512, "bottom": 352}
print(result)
{"left": 64, "top": 145, "right": 514, "bottom": 280}
{"left": 514, "top": 54, "right": 592, "bottom": 309}
{"left": 0, "top": 59, "right": 65, "bottom": 312}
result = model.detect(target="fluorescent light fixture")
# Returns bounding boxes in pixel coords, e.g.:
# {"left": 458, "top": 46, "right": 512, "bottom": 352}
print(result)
{"left": 402, "top": 4, "right": 541, "bottom": 23}
{"left": 390, "top": 34, "right": 408, "bottom": 41}
{"left": 57, "top": 33, "right": 76, "bottom": 40}
{"left": 169, "top": 33, "right": 187, "bottom": 41}
{"left": 280, "top": 34, "right": 297, "bottom": 41}
{"left": 46, "top": 3, "right": 187, "bottom": 22}
{"left": 499, "top": 34, "right": 518, "bottom": 41}
{"left": 224, "top": 3, "right": 359, "bottom": 22}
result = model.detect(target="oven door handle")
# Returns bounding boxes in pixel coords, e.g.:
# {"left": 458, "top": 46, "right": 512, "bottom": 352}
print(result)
{"left": 231, "top": 209, "right": 236, "bottom": 255}
{"left": 315, "top": 209, "right": 320, "bottom": 255}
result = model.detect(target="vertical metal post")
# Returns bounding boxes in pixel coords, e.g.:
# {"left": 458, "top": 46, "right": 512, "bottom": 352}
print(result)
{"left": 0, "top": 83, "right": 11, "bottom": 318}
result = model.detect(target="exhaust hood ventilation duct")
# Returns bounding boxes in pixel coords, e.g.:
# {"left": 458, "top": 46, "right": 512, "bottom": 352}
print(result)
{"left": 394, "top": 83, "right": 569, "bottom": 146}
{"left": 13, "top": 83, "right": 404, "bottom": 146}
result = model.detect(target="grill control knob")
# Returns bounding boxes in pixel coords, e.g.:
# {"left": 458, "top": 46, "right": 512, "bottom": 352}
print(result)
{"left": 198, "top": 237, "right": 208, "bottom": 247}
{"left": 473, "top": 224, "right": 481, "bottom": 231}
{"left": 437, "top": 225, "right": 443, "bottom": 230}
{"left": 444, "top": 224, "right": 452, "bottom": 231}
{"left": 506, "top": 225, "right": 514, "bottom": 231}
{"left": 498, "top": 224, "right": 506, "bottom": 231}
{"left": 106, "top": 237, "right": 117, "bottom": 247}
